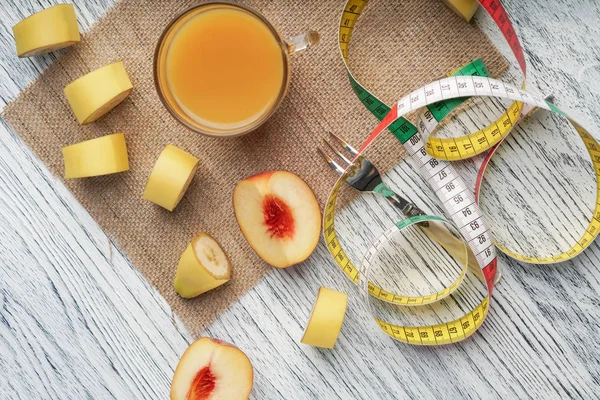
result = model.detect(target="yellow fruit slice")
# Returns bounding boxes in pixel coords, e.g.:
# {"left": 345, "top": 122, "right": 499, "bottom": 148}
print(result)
{"left": 301, "top": 287, "right": 348, "bottom": 348}
{"left": 64, "top": 61, "right": 133, "bottom": 125}
{"left": 13, "top": 4, "right": 80, "bottom": 57}
{"left": 62, "top": 133, "right": 129, "bottom": 179}
{"left": 174, "top": 233, "right": 231, "bottom": 299}
{"left": 441, "top": 0, "right": 478, "bottom": 22}
{"left": 143, "top": 145, "right": 199, "bottom": 211}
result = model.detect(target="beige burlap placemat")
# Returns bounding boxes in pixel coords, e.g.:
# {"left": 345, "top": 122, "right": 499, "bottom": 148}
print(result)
{"left": 2, "top": 0, "right": 507, "bottom": 335}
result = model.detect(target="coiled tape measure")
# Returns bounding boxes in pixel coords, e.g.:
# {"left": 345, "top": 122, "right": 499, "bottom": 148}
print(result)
{"left": 324, "top": 0, "right": 600, "bottom": 345}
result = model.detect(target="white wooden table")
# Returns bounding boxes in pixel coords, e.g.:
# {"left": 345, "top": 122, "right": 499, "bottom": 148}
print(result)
{"left": 2, "top": 1, "right": 600, "bottom": 399}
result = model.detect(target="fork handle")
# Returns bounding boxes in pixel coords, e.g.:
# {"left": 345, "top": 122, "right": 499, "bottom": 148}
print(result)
{"left": 374, "top": 183, "right": 485, "bottom": 283}
{"left": 373, "top": 183, "right": 425, "bottom": 217}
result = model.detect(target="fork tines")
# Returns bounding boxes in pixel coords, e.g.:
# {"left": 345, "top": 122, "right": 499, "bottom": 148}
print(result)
{"left": 318, "top": 133, "right": 360, "bottom": 176}
{"left": 329, "top": 132, "right": 358, "bottom": 158}
{"left": 317, "top": 147, "right": 345, "bottom": 175}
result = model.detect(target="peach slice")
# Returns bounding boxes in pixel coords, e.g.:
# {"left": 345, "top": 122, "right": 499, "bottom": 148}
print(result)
{"left": 233, "top": 171, "right": 321, "bottom": 268}
{"left": 171, "top": 337, "right": 253, "bottom": 400}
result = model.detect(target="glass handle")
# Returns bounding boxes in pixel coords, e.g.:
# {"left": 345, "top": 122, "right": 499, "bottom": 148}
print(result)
{"left": 286, "top": 31, "right": 320, "bottom": 55}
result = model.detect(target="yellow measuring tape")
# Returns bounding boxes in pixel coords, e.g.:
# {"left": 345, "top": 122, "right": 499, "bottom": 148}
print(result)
{"left": 319, "top": 0, "right": 600, "bottom": 345}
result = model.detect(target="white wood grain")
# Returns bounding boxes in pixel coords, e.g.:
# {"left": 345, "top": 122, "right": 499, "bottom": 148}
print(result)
{"left": 1, "top": 0, "right": 600, "bottom": 399}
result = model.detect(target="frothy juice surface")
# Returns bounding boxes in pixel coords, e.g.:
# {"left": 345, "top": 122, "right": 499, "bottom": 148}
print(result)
{"left": 165, "top": 7, "right": 285, "bottom": 131}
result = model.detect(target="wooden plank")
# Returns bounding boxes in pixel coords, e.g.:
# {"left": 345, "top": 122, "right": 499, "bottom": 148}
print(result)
{"left": 1, "top": 0, "right": 600, "bottom": 398}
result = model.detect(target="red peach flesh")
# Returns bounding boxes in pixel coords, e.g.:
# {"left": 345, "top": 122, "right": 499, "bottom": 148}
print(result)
{"left": 186, "top": 366, "right": 216, "bottom": 400}
{"left": 262, "top": 194, "right": 295, "bottom": 240}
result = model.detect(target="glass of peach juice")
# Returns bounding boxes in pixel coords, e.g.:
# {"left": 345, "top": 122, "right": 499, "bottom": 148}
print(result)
{"left": 154, "top": 2, "right": 318, "bottom": 137}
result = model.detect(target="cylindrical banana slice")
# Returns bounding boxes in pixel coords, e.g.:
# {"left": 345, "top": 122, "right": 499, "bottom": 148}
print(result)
{"left": 441, "top": 0, "right": 478, "bottom": 22}
{"left": 62, "top": 133, "right": 129, "bottom": 179}
{"left": 13, "top": 4, "right": 80, "bottom": 58}
{"left": 174, "top": 233, "right": 232, "bottom": 299}
{"left": 143, "top": 145, "right": 199, "bottom": 212}
{"left": 64, "top": 61, "right": 133, "bottom": 125}
{"left": 301, "top": 287, "right": 348, "bottom": 349}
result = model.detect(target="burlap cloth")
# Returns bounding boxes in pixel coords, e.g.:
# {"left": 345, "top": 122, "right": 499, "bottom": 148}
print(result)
{"left": 2, "top": 0, "right": 507, "bottom": 335}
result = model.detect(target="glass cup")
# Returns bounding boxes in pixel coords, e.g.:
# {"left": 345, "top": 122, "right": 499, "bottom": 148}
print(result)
{"left": 154, "top": 2, "right": 319, "bottom": 138}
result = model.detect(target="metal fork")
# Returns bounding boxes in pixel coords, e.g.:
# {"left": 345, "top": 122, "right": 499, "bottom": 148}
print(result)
{"left": 318, "top": 132, "right": 497, "bottom": 285}
{"left": 318, "top": 132, "right": 426, "bottom": 219}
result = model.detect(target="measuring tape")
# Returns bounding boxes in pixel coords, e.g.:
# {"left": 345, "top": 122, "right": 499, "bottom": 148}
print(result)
{"left": 324, "top": 0, "right": 600, "bottom": 345}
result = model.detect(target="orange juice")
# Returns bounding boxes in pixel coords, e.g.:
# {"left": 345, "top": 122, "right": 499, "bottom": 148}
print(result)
{"left": 165, "top": 6, "right": 285, "bottom": 131}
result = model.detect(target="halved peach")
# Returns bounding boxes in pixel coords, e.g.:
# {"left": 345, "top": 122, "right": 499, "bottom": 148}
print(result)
{"left": 233, "top": 171, "right": 321, "bottom": 268}
{"left": 171, "top": 337, "right": 253, "bottom": 400}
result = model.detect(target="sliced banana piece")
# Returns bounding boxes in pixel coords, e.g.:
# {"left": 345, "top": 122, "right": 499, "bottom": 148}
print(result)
{"left": 441, "top": 0, "right": 478, "bottom": 22}
{"left": 301, "top": 287, "right": 348, "bottom": 349}
{"left": 64, "top": 61, "right": 133, "bottom": 125}
{"left": 143, "top": 145, "right": 199, "bottom": 212}
{"left": 174, "top": 233, "right": 232, "bottom": 298}
{"left": 13, "top": 4, "right": 80, "bottom": 58}
{"left": 62, "top": 132, "right": 129, "bottom": 179}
